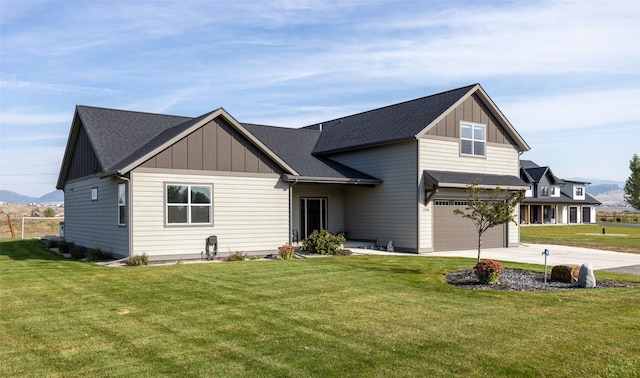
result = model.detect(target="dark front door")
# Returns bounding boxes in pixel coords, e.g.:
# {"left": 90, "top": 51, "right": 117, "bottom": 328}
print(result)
{"left": 582, "top": 207, "right": 590, "bottom": 223}
{"left": 300, "top": 198, "right": 327, "bottom": 239}
{"left": 569, "top": 207, "right": 578, "bottom": 223}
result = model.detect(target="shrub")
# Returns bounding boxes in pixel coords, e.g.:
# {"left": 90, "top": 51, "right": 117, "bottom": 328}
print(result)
{"left": 125, "top": 253, "right": 149, "bottom": 266}
{"left": 70, "top": 245, "right": 87, "bottom": 260}
{"left": 227, "top": 251, "right": 246, "bottom": 261}
{"left": 250, "top": 255, "right": 260, "bottom": 260}
{"left": 474, "top": 259, "right": 503, "bottom": 284}
{"left": 278, "top": 245, "right": 295, "bottom": 259}
{"left": 43, "top": 207, "right": 56, "bottom": 217}
{"left": 302, "top": 229, "right": 346, "bottom": 255}
{"left": 335, "top": 249, "right": 352, "bottom": 256}
{"left": 58, "top": 241, "right": 75, "bottom": 254}
{"left": 86, "top": 248, "right": 112, "bottom": 262}
{"left": 47, "top": 239, "right": 58, "bottom": 249}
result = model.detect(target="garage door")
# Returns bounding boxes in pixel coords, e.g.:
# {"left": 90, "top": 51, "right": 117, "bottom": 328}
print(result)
{"left": 433, "top": 200, "right": 505, "bottom": 251}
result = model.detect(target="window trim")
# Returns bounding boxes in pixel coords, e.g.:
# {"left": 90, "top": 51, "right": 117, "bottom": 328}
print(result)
{"left": 165, "top": 183, "right": 213, "bottom": 226}
{"left": 460, "top": 121, "right": 486, "bottom": 157}
{"left": 575, "top": 187, "right": 584, "bottom": 196}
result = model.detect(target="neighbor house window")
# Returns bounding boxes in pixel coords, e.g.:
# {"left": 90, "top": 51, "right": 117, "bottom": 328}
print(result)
{"left": 117, "top": 183, "right": 126, "bottom": 225}
{"left": 575, "top": 187, "right": 583, "bottom": 196}
{"left": 551, "top": 186, "right": 558, "bottom": 196}
{"left": 460, "top": 122, "right": 486, "bottom": 156}
{"left": 91, "top": 187, "right": 98, "bottom": 201}
{"left": 166, "top": 184, "right": 212, "bottom": 225}
{"left": 541, "top": 186, "right": 549, "bottom": 197}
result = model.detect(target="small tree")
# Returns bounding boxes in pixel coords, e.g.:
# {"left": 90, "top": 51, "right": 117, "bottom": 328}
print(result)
{"left": 44, "top": 207, "right": 56, "bottom": 217}
{"left": 453, "top": 184, "right": 525, "bottom": 263}
{"left": 624, "top": 154, "right": 640, "bottom": 210}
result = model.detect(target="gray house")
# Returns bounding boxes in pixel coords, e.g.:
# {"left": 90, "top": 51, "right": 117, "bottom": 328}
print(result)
{"left": 520, "top": 160, "right": 600, "bottom": 224}
{"left": 56, "top": 84, "right": 530, "bottom": 260}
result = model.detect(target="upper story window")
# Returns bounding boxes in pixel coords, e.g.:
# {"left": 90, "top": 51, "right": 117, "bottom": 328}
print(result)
{"left": 460, "top": 122, "right": 486, "bottom": 157}
{"left": 575, "top": 187, "right": 583, "bottom": 196}
{"left": 540, "top": 186, "right": 549, "bottom": 197}
{"left": 166, "top": 184, "right": 212, "bottom": 225}
{"left": 551, "top": 186, "right": 558, "bottom": 196}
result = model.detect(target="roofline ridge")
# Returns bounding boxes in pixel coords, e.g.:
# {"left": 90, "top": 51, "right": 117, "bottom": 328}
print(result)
{"left": 76, "top": 104, "right": 192, "bottom": 119}
{"left": 243, "top": 122, "right": 321, "bottom": 133}
{"left": 302, "top": 83, "right": 478, "bottom": 128}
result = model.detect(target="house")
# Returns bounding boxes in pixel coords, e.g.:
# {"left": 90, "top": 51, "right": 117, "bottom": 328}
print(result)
{"left": 519, "top": 160, "right": 600, "bottom": 224}
{"left": 56, "top": 84, "right": 531, "bottom": 260}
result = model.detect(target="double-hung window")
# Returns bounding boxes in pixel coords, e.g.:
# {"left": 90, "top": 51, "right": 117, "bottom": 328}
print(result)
{"left": 166, "top": 184, "right": 212, "bottom": 225}
{"left": 460, "top": 122, "right": 486, "bottom": 157}
{"left": 118, "top": 183, "right": 126, "bottom": 226}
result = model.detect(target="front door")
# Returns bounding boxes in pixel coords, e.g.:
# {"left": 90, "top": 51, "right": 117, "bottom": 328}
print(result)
{"left": 569, "top": 207, "right": 578, "bottom": 223}
{"left": 300, "top": 198, "right": 327, "bottom": 239}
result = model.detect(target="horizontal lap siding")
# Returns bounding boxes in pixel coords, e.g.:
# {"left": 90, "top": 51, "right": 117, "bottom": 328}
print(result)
{"left": 131, "top": 170, "right": 289, "bottom": 257}
{"left": 63, "top": 177, "right": 129, "bottom": 257}
{"left": 331, "top": 141, "right": 417, "bottom": 251}
{"left": 419, "top": 138, "right": 521, "bottom": 250}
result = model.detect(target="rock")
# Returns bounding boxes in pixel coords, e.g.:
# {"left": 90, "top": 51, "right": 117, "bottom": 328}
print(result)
{"left": 578, "top": 263, "right": 596, "bottom": 288}
{"left": 551, "top": 264, "right": 580, "bottom": 283}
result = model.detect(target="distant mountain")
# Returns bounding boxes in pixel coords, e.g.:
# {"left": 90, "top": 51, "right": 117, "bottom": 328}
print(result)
{"left": 0, "top": 190, "right": 63, "bottom": 204}
{"left": 587, "top": 184, "right": 621, "bottom": 196}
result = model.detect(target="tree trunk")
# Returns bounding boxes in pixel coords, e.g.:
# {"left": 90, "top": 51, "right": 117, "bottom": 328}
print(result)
{"left": 477, "top": 232, "right": 482, "bottom": 263}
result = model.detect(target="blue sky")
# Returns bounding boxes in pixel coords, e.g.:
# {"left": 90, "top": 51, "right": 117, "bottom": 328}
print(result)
{"left": 1, "top": 0, "right": 639, "bottom": 197}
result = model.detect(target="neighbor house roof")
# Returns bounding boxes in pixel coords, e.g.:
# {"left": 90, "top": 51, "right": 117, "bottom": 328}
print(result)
{"left": 520, "top": 159, "right": 563, "bottom": 185}
{"left": 522, "top": 192, "right": 601, "bottom": 205}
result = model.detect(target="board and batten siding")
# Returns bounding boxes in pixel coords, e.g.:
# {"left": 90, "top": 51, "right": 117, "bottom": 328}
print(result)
{"left": 330, "top": 141, "right": 418, "bottom": 251}
{"left": 63, "top": 176, "right": 129, "bottom": 257}
{"left": 418, "top": 138, "right": 521, "bottom": 250}
{"left": 130, "top": 169, "right": 289, "bottom": 258}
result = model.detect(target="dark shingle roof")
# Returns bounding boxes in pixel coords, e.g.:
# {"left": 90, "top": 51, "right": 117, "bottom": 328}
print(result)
{"left": 424, "top": 170, "right": 528, "bottom": 188}
{"left": 242, "top": 123, "right": 380, "bottom": 182}
{"left": 76, "top": 105, "right": 191, "bottom": 172}
{"left": 522, "top": 192, "right": 601, "bottom": 205}
{"left": 308, "top": 84, "right": 477, "bottom": 154}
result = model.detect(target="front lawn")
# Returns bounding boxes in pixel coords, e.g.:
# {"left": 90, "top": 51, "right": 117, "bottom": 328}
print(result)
{"left": 1, "top": 240, "right": 639, "bottom": 377}
{"left": 521, "top": 225, "right": 640, "bottom": 254}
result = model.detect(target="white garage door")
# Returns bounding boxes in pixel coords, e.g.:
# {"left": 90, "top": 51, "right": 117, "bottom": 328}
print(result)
{"left": 433, "top": 200, "right": 505, "bottom": 251}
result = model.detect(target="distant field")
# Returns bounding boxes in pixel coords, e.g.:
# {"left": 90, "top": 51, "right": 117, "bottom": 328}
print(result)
{"left": 520, "top": 225, "right": 640, "bottom": 254}
{"left": 0, "top": 204, "right": 63, "bottom": 240}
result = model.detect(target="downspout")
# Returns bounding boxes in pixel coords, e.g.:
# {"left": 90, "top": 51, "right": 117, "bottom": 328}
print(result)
{"left": 288, "top": 178, "right": 298, "bottom": 245}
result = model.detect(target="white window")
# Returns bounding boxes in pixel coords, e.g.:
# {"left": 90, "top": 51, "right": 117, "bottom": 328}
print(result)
{"left": 117, "top": 183, "right": 126, "bottom": 225}
{"left": 454, "top": 201, "right": 467, "bottom": 206}
{"left": 541, "top": 186, "right": 549, "bottom": 197}
{"left": 166, "top": 184, "right": 212, "bottom": 225}
{"left": 434, "top": 200, "right": 449, "bottom": 206}
{"left": 460, "top": 122, "right": 486, "bottom": 157}
{"left": 91, "top": 187, "right": 98, "bottom": 201}
{"left": 575, "top": 187, "right": 583, "bottom": 196}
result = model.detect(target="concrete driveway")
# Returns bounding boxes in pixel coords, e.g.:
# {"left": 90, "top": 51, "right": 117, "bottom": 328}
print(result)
{"left": 351, "top": 244, "right": 640, "bottom": 275}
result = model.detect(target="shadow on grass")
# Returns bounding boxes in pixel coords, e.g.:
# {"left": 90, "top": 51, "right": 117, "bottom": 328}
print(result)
{"left": 0, "top": 239, "right": 66, "bottom": 261}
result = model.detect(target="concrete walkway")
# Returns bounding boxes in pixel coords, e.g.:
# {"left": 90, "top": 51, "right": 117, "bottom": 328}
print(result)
{"left": 350, "top": 244, "right": 640, "bottom": 275}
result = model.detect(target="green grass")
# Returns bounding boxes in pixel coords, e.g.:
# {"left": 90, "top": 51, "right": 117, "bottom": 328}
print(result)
{"left": 521, "top": 225, "right": 640, "bottom": 254}
{"left": 2, "top": 240, "right": 640, "bottom": 377}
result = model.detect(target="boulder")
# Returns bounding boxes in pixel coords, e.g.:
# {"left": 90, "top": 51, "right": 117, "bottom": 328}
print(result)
{"left": 578, "top": 263, "right": 596, "bottom": 288}
{"left": 551, "top": 264, "right": 580, "bottom": 283}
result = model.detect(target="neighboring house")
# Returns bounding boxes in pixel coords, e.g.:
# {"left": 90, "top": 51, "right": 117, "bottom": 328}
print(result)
{"left": 519, "top": 160, "right": 600, "bottom": 224}
{"left": 56, "top": 84, "right": 530, "bottom": 260}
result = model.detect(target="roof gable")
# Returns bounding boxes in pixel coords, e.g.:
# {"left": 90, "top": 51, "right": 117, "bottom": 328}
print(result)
{"left": 308, "top": 84, "right": 477, "bottom": 154}
{"left": 307, "top": 84, "right": 529, "bottom": 155}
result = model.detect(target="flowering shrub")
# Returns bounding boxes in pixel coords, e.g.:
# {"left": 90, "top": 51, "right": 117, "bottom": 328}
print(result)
{"left": 474, "top": 259, "right": 503, "bottom": 284}
{"left": 227, "top": 251, "right": 247, "bottom": 261}
{"left": 278, "top": 245, "right": 295, "bottom": 259}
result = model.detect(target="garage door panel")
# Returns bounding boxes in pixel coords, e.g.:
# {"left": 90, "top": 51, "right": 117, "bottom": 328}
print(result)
{"left": 434, "top": 204, "right": 505, "bottom": 251}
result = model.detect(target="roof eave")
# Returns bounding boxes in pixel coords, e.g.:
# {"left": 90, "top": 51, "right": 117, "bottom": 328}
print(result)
{"left": 282, "top": 174, "right": 382, "bottom": 186}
